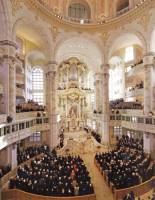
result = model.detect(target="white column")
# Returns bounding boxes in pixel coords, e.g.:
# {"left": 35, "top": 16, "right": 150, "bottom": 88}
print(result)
{"left": 0, "top": 41, "right": 17, "bottom": 118}
{"left": 143, "top": 132, "right": 155, "bottom": 160}
{"left": 45, "top": 61, "right": 58, "bottom": 150}
{"left": 143, "top": 52, "right": 155, "bottom": 115}
{"left": 101, "top": 64, "right": 110, "bottom": 145}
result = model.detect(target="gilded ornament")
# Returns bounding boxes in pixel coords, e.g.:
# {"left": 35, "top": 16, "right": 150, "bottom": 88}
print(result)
{"left": 138, "top": 11, "right": 152, "bottom": 31}
{"left": 100, "top": 32, "right": 109, "bottom": 46}
{"left": 50, "top": 26, "right": 60, "bottom": 42}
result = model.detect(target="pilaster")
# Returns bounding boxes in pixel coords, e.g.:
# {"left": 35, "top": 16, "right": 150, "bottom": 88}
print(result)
{"left": 45, "top": 61, "right": 58, "bottom": 149}
{"left": 94, "top": 73, "right": 102, "bottom": 112}
{"left": 101, "top": 64, "right": 110, "bottom": 144}
{"left": 0, "top": 40, "right": 18, "bottom": 119}
{"left": 143, "top": 52, "right": 155, "bottom": 115}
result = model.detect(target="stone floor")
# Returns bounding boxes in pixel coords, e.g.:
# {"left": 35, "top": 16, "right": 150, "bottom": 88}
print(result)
{"left": 82, "top": 152, "right": 115, "bottom": 200}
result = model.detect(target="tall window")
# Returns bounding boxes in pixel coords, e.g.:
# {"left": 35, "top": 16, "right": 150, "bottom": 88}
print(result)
{"left": 29, "top": 131, "right": 41, "bottom": 141}
{"left": 32, "top": 67, "right": 43, "bottom": 105}
{"left": 15, "top": 36, "right": 23, "bottom": 54}
{"left": 125, "top": 46, "right": 134, "bottom": 62}
{"left": 114, "top": 127, "right": 122, "bottom": 135}
{"left": 68, "top": 3, "right": 88, "bottom": 19}
{"left": 92, "top": 121, "right": 96, "bottom": 129}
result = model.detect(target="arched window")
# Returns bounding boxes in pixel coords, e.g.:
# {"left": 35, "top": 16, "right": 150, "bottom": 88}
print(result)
{"left": 15, "top": 36, "right": 23, "bottom": 54}
{"left": 125, "top": 46, "right": 134, "bottom": 62}
{"left": 68, "top": 3, "right": 88, "bottom": 19}
{"left": 32, "top": 67, "right": 43, "bottom": 105}
{"left": 117, "top": 0, "right": 129, "bottom": 12}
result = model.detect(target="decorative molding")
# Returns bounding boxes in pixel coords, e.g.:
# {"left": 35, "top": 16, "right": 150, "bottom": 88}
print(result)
{"left": 12, "top": 0, "right": 155, "bottom": 36}
{"left": 100, "top": 31, "right": 109, "bottom": 46}
{"left": 45, "top": 61, "right": 58, "bottom": 66}
{"left": 138, "top": 11, "right": 152, "bottom": 31}
{"left": 10, "top": 0, "right": 22, "bottom": 16}
{"left": 49, "top": 26, "right": 60, "bottom": 42}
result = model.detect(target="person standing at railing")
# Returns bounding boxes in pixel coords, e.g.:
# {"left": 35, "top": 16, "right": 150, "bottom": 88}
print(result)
{"left": 7, "top": 163, "right": 12, "bottom": 173}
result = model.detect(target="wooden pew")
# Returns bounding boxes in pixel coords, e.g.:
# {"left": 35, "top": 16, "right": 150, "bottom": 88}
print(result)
{"left": 1, "top": 153, "right": 44, "bottom": 189}
{"left": 114, "top": 176, "right": 155, "bottom": 200}
{"left": 1, "top": 189, "right": 96, "bottom": 200}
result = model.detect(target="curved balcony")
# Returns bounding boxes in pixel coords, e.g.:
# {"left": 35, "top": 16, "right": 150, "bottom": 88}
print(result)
{"left": 126, "top": 88, "right": 143, "bottom": 98}
{"left": 16, "top": 87, "right": 25, "bottom": 97}
{"left": 126, "top": 64, "right": 143, "bottom": 77}
{"left": 37, "top": 0, "right": 148, "bottom": 24}
{"left": 0, "top": 118, "right": 50, "bottom": 150}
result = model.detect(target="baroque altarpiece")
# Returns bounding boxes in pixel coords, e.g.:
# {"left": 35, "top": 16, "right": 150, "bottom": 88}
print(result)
{"left": 57, "top": 58, "right": 88, "bottom": 131}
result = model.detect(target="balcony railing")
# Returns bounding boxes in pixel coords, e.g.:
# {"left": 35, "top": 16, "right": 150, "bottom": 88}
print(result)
{"left": 126, "top": 88, "right": 144, "bottom": 98}
{"left": 16, "top": 87, "right": 25, "bottom": 97}
{"left": 0, "top": 117, "right": 50, "bottom": 150}
{"left": 37, "top": 0, "right": 148, "bottom": 24}
{"left": 126, "top": 64, "right": 143, "bottom": 77}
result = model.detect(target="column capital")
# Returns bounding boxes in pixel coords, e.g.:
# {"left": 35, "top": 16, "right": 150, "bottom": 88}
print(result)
{"left": 0, "top": 40, "right": 18, "bottom": 49}
{"left": 143, "top": 52, "right": 155, "bottom": 65}
{"left": 94, "top": 72, "right": 102, "bottom": 83}
{"left": 45, "top": 61, "right": 58, "bottom": 73}
{"left": 101, "top": 64, "right": 110, "bottom": 74}
{"left": 0, "top": 40, "right": 18, "bottom": 59}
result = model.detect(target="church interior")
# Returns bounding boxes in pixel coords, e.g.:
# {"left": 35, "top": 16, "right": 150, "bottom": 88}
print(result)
{"left": 0, "top": 0, "right": 155, "bottom": 200}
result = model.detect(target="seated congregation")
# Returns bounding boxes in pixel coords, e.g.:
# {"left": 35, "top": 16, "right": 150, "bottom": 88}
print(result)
{"left": 17, "top": 145, "right": 49, "bottom": 165}
{"left": 10, "top": 153, "right": 94, "bottom": 197}
{"left": 95, "top": 135, "right": 155, "bottom": 190}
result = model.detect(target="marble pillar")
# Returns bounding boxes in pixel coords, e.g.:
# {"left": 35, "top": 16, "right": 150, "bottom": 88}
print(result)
{"left": 94, "top": 80, "right": 100, "bottom": 111}
{"left": 143, "top": 52, "right": 155, "bottom": 115}
{"left": 94, "top": 73, "right": 102, "bottom": 112}
{"left": 0, "top": 144, "right": 17, "bottom": 169}
{"left": 45, "top": 61, "right": 58, "bottom": 150}
{"left": 101, "top": 64, "right": 110, "bottom": 145}
{"left": 143, "top": 132, "right": 155, "bottom": 160}
{"left": 0, "top": 40, "right": 17, "bottom": 118}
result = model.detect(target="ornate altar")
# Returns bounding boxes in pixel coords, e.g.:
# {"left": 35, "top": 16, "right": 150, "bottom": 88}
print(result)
{"left": 57, "top": 57, "right": 87, "bottom": 131}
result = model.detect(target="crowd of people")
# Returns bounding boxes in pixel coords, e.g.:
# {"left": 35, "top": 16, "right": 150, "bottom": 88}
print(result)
{"left": 16, "top": 104, "right": 45, "bottom": 113}
{"left": 110, "top": 98, "right": 124, "bottom": 109}
{"left": 17, "top": 145, "right": 49, "bottom": 165}
{"left": 131, "top": 59, "right": 143, "bottom": 68}
{"left": 91, "top": 130, "right": 101, "bottom": 143}
{"left": 95, "top": 135, "right": 154, "bottom": 190}
{"left": 116, "top": 135, "right": 143, "bottom": 151}
{"left": 93, "top": 109, "right": 102, "bottom": 114}
{"left": 28, "top": 99, "right": 39, "bottom": 106}
{"left": 110, "top": 101, "right": 142, "bottom": 110}
{"left": 128, "top": 81, "right": 143, "bottom": 91}
{"left": 0, "top": 163, "right": 12, "bottom": 180}
{"left": 10, "top": 153, "right": 94, "bottom": 196}
{"left": 58, "top": 127, "right": 64, "bottom": 149}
